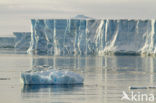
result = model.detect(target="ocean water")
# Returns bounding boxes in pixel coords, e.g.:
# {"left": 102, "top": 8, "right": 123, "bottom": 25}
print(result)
{"left": 0, "top": 49, "right": 156, "bottom": 103}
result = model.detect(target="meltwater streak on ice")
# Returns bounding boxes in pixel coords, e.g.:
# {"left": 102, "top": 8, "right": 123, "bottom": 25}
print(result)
{"left": 28, "top": 19, "right": 156, "bottom": 55}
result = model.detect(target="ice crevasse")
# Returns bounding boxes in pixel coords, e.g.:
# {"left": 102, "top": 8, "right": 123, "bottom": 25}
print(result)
{"left": 28, "top": 19, "right": 156, "bottom": 55}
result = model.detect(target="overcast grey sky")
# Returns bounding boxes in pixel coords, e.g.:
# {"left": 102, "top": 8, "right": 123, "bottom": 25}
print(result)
{"left": 0, "top": 0, "right": 156, "bottom": 36}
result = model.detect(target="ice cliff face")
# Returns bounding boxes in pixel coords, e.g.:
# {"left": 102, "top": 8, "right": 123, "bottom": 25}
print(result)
{"left": 28, "top": 19, "right": 156, "bottom": 55}
{"left": 0, "top": 37, "right": 15, "bottom": 48}
{"left": 14, "top": 32, "right": 31, "bottom": 51}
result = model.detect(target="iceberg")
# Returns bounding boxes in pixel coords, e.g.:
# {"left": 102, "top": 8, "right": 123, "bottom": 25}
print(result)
{"left": 21, "top": 69, "right": 84, "bottom": 85}
{"left": 72, "top": 14, "right": 93, "bottom": 19}
{"left": 28, "top": 19, "right": 156, "bottom": 55}
{"left": 0, "top": 37, "right": 15, "bottom": 48}
{"left": 14, "top": 32, "right": 31, "bottom": 51}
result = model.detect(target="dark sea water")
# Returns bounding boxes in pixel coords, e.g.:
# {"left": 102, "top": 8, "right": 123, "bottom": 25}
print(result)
{"left": 0, "top": 49, "right": 156, "bottom": 103}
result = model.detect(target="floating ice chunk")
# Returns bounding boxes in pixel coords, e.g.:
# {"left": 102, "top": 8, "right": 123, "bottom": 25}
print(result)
{"left": 130, "top": 86, "right": 147, "bottom": 89}
{"left": 21, "top": 69, "right": 84, "bottom": 85}
{"left": 130, "top": 86, "right": 156, "bottom": 89}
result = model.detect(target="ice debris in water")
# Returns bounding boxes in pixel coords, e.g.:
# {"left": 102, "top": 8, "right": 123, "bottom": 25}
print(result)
{"left": 21, "top": 69, "right": 84, "bottom": 85}
{"left": 130, "top": 86, "right": 156, "bottom": 89}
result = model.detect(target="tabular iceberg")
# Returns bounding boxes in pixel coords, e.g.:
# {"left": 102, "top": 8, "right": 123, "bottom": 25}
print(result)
{"left": 21, "top": 69, "right": 84, "bottom": 85}
{"left": 0, "top": 37, "right": 15, "bottom": 48}
{"left": 14, "top": 32, "right": 31, "bottom": 51}
{"left": 28, "top": 19, "right": 156, "bottom": 55}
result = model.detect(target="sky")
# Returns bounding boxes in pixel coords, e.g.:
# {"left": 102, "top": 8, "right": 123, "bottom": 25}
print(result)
{"left": 0, "top": 0, "right": 156, "bottom": 36}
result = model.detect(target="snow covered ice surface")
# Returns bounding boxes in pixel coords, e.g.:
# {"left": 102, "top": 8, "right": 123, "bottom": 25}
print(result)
{"left": 21, "top": 68, "right": 84, "bottom": 85}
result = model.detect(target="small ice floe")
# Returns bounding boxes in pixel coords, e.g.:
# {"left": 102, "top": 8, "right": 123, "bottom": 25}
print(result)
{"left": 130, "top": 86, "right": 156, "bottom": 90}
{"left": 21, "top": 69, "right": 84, "bottom": 85}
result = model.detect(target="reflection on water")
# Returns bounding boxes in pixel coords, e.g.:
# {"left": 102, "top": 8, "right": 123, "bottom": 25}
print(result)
{"left": 32, "top": 56, "right": 156, "bottom": 73}
{"left": 20, "top": 55, "right": 156, "bottom": 103}
{"left": 22, "top": 84, "right": 83, "bottom": 93}
{"left": 0, "top": 51, "right": 156, "bottom": 103}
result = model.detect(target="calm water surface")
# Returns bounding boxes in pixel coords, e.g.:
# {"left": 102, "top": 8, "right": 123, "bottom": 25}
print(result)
{"left": 0, "top": 50, "right": 156, "bottom": 103}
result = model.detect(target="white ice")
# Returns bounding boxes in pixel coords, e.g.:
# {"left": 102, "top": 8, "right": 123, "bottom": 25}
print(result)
{"left": 28, "top": 19, "right": 156, "bottom": 56}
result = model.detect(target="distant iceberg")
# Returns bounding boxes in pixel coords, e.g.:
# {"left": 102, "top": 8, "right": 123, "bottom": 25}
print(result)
{"left": 0, "top": 37, "right": 15, "bottom": 48}
{"left": 21, "top": 69, "right": 84, "bottom": 85}
{"left": 14, "top": 32, "right": 31, "bottom": 51}
{"left": 28, "top": 19, "right": 156, "bottom": 56}
{"left": 72, "top": 14, "right": 93, "bottom": 19}
{"left": 0, "top": 32, "right": 31, "bottom": 51}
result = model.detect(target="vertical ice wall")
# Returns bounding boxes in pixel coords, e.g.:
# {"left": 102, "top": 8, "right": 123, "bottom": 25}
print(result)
{"left": 14, "top": 32, "right": 31, "bottom": 51}
{"left": 28, "top": 19, "right": 156, "bottom": 55}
